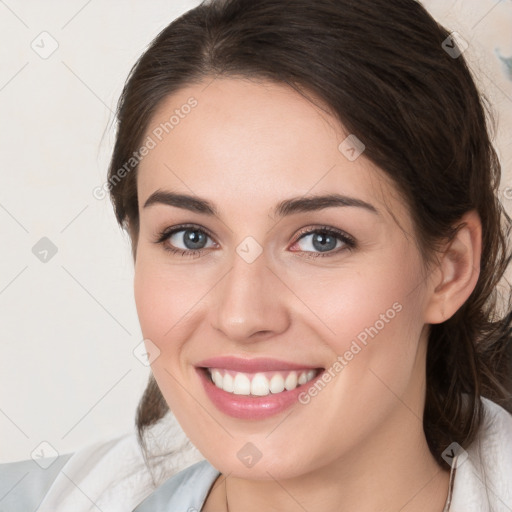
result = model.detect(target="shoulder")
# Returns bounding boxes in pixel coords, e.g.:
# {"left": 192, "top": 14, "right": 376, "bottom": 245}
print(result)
{"left": 0, "top": 413, "right": 206, "bottom": 512}
{"left": 132, "top": 459, "right": 220, "bottom": 511}
{"left": 0, "top": 452, "right": 73, "bottom": 512}
{"left": 450, "top": 397, "right": 512, "bottom": 511}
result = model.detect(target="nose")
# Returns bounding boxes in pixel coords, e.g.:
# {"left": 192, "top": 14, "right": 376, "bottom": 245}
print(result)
{"left": 209, "top": 248, "right": 291, "bottom": 343}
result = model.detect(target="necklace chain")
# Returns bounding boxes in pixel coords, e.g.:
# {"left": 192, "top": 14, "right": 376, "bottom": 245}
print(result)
{"left": 225, "top": 476, "right": 229, "bottom": 512}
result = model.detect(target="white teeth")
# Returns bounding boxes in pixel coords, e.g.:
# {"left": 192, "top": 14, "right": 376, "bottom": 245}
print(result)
{"left": 284, "top": 371, "right": 298, "bottom": 390}
{"left": 233, "top": 373, "right": 251, "bottom": 395}
{"left": 251, "top": 373, "right": 270, "bottom": 396}
{"left": 269, "top": 373, "right": 285, "bottom": 393}
{"left": 223, "top": 373, "right": 234, "bottom": 393}
{"left": 207, "top": 368, "right": 319, "bottom": 396}
{"left": 212, "top": 369, "right": 223, "bottom": 388}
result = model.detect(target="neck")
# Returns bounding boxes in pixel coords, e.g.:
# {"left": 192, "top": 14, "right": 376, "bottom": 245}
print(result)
{"left": 206, "top": 405, "right": 450, "bottom": 512}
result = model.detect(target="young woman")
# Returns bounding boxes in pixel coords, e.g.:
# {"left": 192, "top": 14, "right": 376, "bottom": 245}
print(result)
{"left": 2, "top": 0, "right": 511, "bottom": 511}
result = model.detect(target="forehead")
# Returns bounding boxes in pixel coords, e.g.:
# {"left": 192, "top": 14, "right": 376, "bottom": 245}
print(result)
{"left": 136, "top": 77, "right": 407, "bottom": 225}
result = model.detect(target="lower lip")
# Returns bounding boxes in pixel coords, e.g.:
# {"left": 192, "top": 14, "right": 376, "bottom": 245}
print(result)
{"left": 196, "top": 367, "right": 323, "bottom": 420}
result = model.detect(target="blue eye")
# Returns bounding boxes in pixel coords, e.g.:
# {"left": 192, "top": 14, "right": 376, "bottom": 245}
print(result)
{"left": 154, "top": 225, "right": 216, "bottom": 258}
{"left": 289, "top": 226, "right": 356, "bottom": 259}
{"left": 154, "top": 224, "right": 356, "bottom": 259}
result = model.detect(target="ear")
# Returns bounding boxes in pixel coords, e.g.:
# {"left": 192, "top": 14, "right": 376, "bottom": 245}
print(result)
{"left": 423, "top": 210, "right": 482, "bottom": 324}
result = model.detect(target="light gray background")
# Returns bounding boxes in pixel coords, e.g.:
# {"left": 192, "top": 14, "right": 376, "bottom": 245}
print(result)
{"left": 1, "top": 0, "right": 511, "bottom": 463}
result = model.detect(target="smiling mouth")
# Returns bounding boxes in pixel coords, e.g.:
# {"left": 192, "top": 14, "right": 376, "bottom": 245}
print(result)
{"left": 201, "top": 367, "right": 323, "bottom": 396}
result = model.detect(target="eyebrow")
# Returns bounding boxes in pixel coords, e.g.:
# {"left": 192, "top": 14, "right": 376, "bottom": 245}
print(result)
{"left": 143, "top": 190, "right": 379, "bottom": 217}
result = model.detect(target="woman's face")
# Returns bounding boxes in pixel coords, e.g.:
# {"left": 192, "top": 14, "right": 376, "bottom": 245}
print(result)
{"left": 134, "top": 78, "right": 435, "bottom": 479}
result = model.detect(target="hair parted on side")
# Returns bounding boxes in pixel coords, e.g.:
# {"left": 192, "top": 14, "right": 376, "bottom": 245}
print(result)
{"left": 107, "top": 0, "right": 512, "bottom": 467}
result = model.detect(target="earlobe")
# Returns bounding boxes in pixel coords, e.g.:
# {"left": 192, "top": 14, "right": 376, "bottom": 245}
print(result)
{"left": 424, "top": 210, "right": 482, "bottom": 324}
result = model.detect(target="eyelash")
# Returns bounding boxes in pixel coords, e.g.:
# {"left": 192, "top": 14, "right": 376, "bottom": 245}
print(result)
{"left": 153, "top": 223, "right": 357, "bottom": 259}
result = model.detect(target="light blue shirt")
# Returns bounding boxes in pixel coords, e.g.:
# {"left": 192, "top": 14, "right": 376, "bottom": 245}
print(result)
{"left": 0, "top": 455, "right": 219, "bottom": 512}
{"left": 0, "top": 453, "right": 73, "bottom": 511}
{"left": 132, "top": 459, "right": 220, "bottom": 511}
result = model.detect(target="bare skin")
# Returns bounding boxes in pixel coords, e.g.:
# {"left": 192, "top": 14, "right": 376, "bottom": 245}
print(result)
{"left": 133, "top": 78, "right": 481, "bottom": 512}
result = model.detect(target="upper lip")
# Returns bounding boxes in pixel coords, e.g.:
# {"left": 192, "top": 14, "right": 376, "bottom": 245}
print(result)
{"left": 196, "top": 356, "right": 323, "bottom": 373}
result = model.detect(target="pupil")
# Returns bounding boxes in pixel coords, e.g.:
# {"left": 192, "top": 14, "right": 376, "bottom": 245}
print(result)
{"left": 184, "top": 230, "right": 206, "bottom": 250}
{"left": 312, "top": 232, "right": 336, "bottom": 252}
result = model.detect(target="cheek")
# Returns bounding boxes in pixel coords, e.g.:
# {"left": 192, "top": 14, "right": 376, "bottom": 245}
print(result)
{"left": 281, "top": 264, "right": 427, "bottom": 454}
{"left": 290, "top": 256, "right": 423, "bottom": 355}
{"left": 291, "top": 250, "right": 427, "bottom": 406}
{"left": 133, "top": 256, "right": 197, "bottom": 412}
{"left": 134, "top": 263, "right": 168, "bottom": 343}
{"left": 133, "top": 251, "right": 217, "bottom": 376}
{"left": 133, "top": 254, "right": 190, "bottom": 357}
{"left": 134, "top": 245, "right": 196, "bottom": 332}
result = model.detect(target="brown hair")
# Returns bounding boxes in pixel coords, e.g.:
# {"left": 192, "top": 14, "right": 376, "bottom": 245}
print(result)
{"left": 107, "top": 0, "right": 512, "bottom": 466}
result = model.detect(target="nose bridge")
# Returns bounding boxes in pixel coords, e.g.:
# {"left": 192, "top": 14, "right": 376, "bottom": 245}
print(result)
{"left": 210, "top": 245, "right": 289, "bottom": 341}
